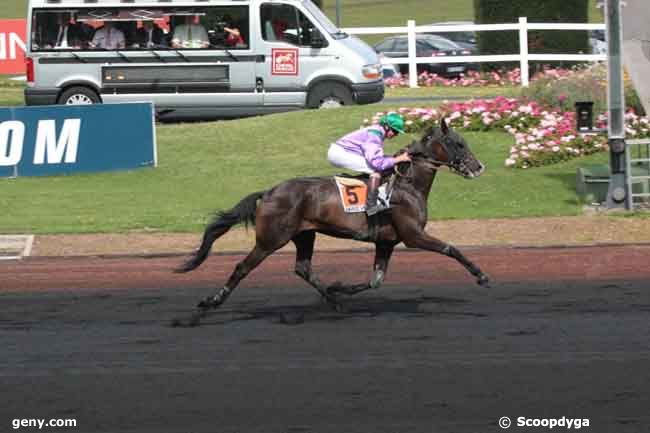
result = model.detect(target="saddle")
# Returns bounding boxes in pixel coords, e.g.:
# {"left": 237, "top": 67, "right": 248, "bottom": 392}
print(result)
{"left": 334, "top": 174, "right": 395, "bottom": 214}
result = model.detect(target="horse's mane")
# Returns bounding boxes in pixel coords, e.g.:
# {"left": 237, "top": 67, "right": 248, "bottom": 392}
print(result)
{"left": 399, "top": 126, "right": 441, "bottom": 158}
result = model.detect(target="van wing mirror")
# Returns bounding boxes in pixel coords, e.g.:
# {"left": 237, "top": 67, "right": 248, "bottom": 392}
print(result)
{"left": 310, "top": 30, "right": 327, "bottom": 48}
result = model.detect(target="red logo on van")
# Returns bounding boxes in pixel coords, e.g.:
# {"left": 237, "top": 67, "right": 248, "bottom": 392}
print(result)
{"left": 271, "top": 48, "right": 299, "bottom": 75}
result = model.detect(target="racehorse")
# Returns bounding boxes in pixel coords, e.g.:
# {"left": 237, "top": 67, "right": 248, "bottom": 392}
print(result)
{"left": 176, "top": 118, "right": 489, "bottom": 311}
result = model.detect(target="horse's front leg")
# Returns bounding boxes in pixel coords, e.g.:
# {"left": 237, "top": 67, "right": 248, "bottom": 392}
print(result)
{"left": 404, "top": 231, "right": 490, "bottom": 287}
{"left": 328, "top": 242, "right": 395, "bottom": 296}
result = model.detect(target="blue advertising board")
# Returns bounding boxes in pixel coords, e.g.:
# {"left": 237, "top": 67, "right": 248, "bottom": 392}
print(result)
{"left": 0, "top": 103, "right": 156, "bottom": 177}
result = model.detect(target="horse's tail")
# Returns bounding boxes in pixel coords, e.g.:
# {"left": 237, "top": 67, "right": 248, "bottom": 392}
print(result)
{"left": 175, "top": 191, "right": 266, "bottom": 273}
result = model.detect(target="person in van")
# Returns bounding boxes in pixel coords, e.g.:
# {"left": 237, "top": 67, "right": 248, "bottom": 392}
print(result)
{"left": 327, "top": 113, "right": 411, "bottom": 232}
{"left": 260, "top": 7, "right": 288, "bottom": 42}
{"left": 91, "top": 21, "right": 126, "bottom": 50}
{"left": 45, "top": 12, "right": 86, "bottom": 49}
{"left": 171, "top": 15, "right": 209, "bottom": 49}
{"left": 134, "top": 21, "right": 167, "bottom": 48}
{"left": 222, "top": 15, "right": 245, "bottom": 48}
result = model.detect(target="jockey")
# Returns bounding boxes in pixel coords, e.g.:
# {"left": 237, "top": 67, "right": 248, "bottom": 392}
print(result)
{"left": 328, "top": 112, "right": 411, "bottom": 221}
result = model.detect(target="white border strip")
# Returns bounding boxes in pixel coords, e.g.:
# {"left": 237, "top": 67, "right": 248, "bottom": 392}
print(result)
{"left": 0, "top": 234, "right": 34, "bottom": 260}
{"left": 22, "top": 235, "right": 34, "bottom": 257}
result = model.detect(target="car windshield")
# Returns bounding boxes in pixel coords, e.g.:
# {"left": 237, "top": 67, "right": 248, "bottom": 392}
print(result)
{"left": 434, "top": 31, "right": 476, "bottom": 44}
{"left": 420, "top": 35, "right": 460, "bottom": 51}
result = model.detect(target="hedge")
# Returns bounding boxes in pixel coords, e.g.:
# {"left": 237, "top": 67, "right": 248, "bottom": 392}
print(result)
{"left": 474, "top": 0, "right": 591, "bottom": 72}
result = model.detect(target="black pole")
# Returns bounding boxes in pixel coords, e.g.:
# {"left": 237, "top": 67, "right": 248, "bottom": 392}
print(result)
{"left": 336, "top": 0, "right": 341, "bottom": 27}
{"left": 605, "top": 0, "right": 629, "bottom": 209}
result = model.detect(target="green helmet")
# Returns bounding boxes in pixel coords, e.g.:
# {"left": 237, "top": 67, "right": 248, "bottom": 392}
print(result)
{"left": 379, "top": 113, "right": 405, "bottom": 134}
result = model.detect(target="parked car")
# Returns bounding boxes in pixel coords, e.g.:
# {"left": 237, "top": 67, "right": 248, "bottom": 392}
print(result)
{"left": 426, "top": 21, "right": 478, "bottom": 52}
{"left": 589, "top": 29, "right": 607, "bottom": 55}
{"left": 373, "top": 34, "right": 475, "bottom": 76}
{"left": 381, "top": 63, "right": 401, "bottom": 79}
{"left": 378, "top": 54, "right": 401, "bottom": 79}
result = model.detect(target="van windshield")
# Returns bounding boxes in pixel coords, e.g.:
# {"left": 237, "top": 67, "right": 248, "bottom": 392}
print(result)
{"left": 302, "top": 1, "right": 340, "bottom": 36}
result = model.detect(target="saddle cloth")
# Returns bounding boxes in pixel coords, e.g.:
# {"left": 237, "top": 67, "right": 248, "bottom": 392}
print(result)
{"left": 334, "top": 176, "right": 393, "bottom": 213}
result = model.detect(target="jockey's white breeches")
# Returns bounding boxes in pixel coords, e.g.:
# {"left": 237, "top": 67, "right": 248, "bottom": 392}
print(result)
{"left": 327, "top": 143, "right": 375, "bottom": 174}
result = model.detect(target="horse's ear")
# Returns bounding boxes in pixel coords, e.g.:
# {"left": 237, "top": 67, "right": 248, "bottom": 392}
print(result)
{"left": 440, "top": 117, "right": 449, "bottom": 135}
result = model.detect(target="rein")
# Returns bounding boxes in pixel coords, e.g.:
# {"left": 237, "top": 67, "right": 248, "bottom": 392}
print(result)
{"left": 394, "top": 130, "right": 463, "bottom": 179}
{"left": 394, "top": 153, "right": 452, "bottom": 179}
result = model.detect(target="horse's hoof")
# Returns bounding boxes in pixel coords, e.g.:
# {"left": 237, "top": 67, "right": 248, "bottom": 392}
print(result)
{"left": 327, "top": 281, "right": 344, "bottom": 293}
{"left": 477, "top": 274, "right": 490, "bottom": 288}
{"left": 197, "top": 300, "right": 211, "bottom": 310}
{"left": 320, "top": 292, "right": 344, "bottom": 312}
{"left": 197, "top": 297, "right": 217, "bottom": 310}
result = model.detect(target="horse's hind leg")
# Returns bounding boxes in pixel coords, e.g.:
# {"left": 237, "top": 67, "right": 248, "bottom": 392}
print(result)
{"left": 369, "top": 242, "right": 394, "bottom": 290}
{"left": 197, "top": 244, "right": 273, "bottom": 310}
{"left": 292, "top": 231, "right": 340, "bottom": 305}
{"left": 327, "top": 242, "right": 395, "bottom": 296}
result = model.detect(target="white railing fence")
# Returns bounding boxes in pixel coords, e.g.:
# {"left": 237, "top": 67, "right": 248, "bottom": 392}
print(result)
{"left": 342, "top": 17, "right": 606, "bottom": 88}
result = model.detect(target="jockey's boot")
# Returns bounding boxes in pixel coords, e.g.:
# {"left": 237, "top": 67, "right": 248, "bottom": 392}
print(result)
{"left": 365, "top": 176, "right": 381, "bottom": 241}
{"left": 366, "top": 176, "right": 381, "bottom": 216}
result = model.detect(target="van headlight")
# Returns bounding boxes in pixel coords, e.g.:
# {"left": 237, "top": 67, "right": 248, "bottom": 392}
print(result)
{"left": 362, "top": 64, "right": 382, "bottom": 80}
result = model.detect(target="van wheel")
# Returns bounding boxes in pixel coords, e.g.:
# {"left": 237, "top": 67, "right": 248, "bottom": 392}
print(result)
{"left": 307, "top": 82, "right": 354, "bottom": 109}
{"left": 58, "top": 87, "right": 101, "bottom": 105}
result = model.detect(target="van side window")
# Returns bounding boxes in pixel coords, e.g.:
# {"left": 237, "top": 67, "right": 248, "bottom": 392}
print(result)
{"left": 29, "top": 6, "right": 250, "bottom": 52}
{"left": 171, "top": 6, "right": 249, "bottom": 50}
{"left": 203, "top": 6, "right": 250, "bottom": 49}
{"left": 260, "top": 3, "right": 325, "bottom": 47}
{"left": 31, "top": 10, "right": 95, "bottom": 50}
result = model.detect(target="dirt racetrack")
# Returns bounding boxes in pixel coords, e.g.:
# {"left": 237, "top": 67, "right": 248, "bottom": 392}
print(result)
{"left": 2, "top": 244, "right": 650, "bottom": 292}
{"left": 1, "top": 245, "right": 650, "bottom": 432}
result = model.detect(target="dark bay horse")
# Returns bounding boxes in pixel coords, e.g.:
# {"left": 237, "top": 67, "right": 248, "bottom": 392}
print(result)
{"left": 177, "top": 118, "right": 489, "bottom": 311}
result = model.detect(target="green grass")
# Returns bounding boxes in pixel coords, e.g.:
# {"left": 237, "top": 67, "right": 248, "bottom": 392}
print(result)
{"left": 0, "top": 76, "right": 25, "bottom": 106}
{"left": 3, "top": 79, "right": 523, "bottom": 107}
{"left": 0, "top": 1, "right": 26, "bottom": 19}
{"left": 0, "top": 102, "right": 608, "bottom": 234}
{"left": 385, "top": 85, "right": 521, "bottom": 99}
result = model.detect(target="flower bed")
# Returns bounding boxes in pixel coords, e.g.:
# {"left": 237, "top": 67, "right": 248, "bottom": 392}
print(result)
{"left": 383, "top": 67, "right": 571, "bottom": 89}
{"left": 364, "top": 97, "right": 650, "bottom": 168}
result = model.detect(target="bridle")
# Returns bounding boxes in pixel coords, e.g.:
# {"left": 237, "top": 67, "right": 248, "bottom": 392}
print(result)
{"left": 395, "top": 132, "right": 466, "bottom": 178}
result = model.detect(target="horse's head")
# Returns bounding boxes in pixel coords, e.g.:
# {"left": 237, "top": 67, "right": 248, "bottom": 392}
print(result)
{"left": 410, "top": 118, "right": 485, "bottom": 179}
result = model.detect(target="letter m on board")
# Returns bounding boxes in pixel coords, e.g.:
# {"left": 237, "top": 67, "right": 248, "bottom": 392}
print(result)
{"left": 33, "top": 119, "right": 81, "bottom": 164}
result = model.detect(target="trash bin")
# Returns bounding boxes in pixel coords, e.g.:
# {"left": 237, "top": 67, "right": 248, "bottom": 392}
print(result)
{"left": 576, "top": 164, "right": 611, "bottom": 203}
{"left": 576, "top": 163, "right": 650, "bottom": 203}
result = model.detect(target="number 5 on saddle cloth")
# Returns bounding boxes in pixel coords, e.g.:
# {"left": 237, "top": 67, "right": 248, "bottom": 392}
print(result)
{"left": 334, "top": 176, "right": 394, "bottom": 214}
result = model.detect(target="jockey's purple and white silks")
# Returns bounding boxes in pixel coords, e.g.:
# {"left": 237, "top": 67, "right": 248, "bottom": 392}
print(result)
{"left": 328, "top": 143, "right": 374, "bottom": 173}
{"left": 331, "top": 126, "right": 397, "bottom": 172}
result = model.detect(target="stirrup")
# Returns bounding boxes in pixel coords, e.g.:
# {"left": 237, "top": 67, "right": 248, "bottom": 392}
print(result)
{"left": 366, "top": 204, "right": 381, "bottom": 216}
